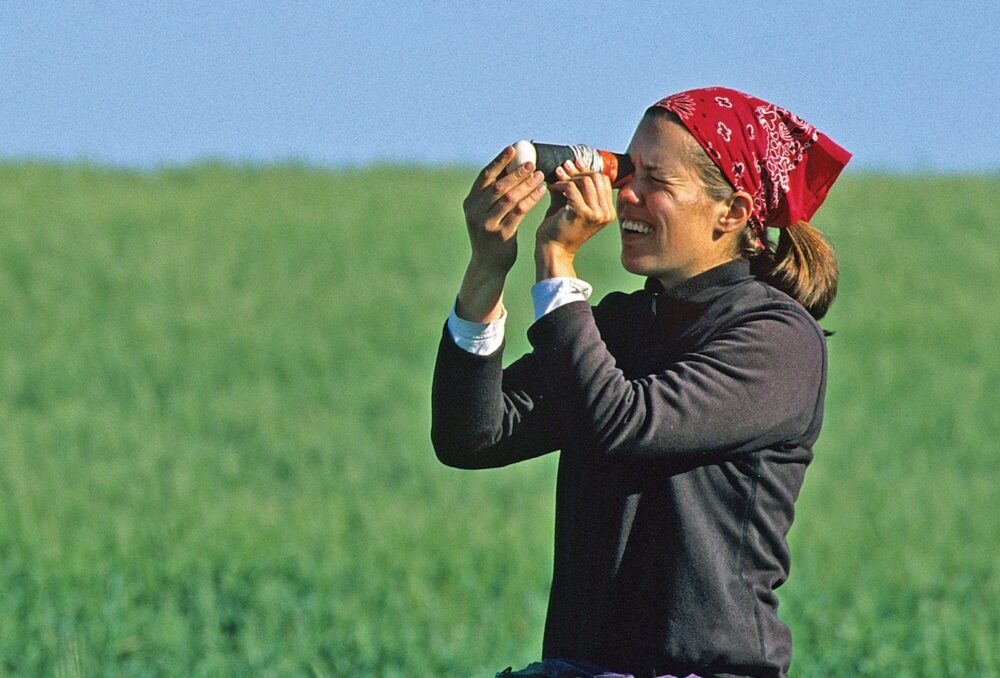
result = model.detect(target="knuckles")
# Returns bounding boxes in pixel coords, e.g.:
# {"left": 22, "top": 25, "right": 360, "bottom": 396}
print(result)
{"left": 490, "top": 181, "right": 509, "bottom": 198}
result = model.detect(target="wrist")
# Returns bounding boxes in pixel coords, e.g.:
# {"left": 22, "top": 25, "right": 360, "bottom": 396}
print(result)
{"left": 534, "top": 242, "right": 577, "bottom": 282}
{"left": 457, "top": 262, "right": 506, "bottom": 323}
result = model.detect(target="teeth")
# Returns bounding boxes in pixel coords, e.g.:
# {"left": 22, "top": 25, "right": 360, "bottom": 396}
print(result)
{"left": 621, "top": 220, "right": 653, "bottom": 234}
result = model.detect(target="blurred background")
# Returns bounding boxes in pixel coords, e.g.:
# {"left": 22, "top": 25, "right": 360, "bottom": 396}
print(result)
{"left": 1, "top": 2, "right": 998, "bottom": 675}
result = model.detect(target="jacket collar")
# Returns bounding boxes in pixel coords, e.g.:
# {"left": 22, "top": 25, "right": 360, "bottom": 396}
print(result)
{"left": 643, "top": 259, "right": 751, "bottom": 302}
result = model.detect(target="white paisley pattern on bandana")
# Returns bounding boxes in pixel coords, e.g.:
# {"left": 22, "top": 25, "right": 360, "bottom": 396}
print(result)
{"left": 657, "top": 92, "right": 696, "bottom": 120}
{"left": 753, "top": 104, "right": 819, "bottom": 216}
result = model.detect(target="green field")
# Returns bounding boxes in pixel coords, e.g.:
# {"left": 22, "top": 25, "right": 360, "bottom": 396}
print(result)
{"left": 0, "top": 161, "right": 997, "bottom": 676}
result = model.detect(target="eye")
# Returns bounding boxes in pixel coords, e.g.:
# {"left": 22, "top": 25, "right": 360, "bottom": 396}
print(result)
{"left": 638, "top": 165, "right": 669, "bottom": 185}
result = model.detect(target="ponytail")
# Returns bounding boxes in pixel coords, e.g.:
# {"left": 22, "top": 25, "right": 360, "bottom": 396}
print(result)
{"left": 746, "top": 221, "right": 839, "bottom": 321}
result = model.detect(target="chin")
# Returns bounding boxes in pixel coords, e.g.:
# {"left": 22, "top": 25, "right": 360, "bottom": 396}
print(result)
{"left": 620, "top": 253, "right": 656, "bottom": 278}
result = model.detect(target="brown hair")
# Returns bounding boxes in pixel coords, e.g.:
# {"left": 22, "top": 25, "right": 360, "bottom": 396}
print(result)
{"left": 644, "top": 106, "right": 839, "bottom": 320}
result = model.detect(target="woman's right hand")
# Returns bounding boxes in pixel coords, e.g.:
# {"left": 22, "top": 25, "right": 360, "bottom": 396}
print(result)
{"left": 455, "top": 147, "right": 546, "bottom": 323}
{"left": 462, "top": 146, "right": 547, "bottom": 276}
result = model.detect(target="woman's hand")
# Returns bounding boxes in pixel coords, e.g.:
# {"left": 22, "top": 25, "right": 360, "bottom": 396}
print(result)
{"left": 535, "top": 160, "right": 617, "bottom": 281}
{"left": 457, "top": 146, "right": 546, "bottom": 322}
{"left": 462, "top": 146, "right": 547, "bottom": 276}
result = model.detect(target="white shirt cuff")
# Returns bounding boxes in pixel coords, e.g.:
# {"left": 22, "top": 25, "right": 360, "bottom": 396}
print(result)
{"left": 447, "top": 300, "right": 506, "bottom": 356}
{"left": 531, "top": 277, "right": 593, "bottom": 320}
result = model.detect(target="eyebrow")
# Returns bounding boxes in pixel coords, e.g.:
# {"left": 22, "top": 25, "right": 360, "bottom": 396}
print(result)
{"left": 640, "top": 162, "right": 678, "bottom": 176}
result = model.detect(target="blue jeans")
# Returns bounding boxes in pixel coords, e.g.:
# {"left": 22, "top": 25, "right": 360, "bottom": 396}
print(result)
{"left": 496, "top": 658, "right": 701, "bottom": 678}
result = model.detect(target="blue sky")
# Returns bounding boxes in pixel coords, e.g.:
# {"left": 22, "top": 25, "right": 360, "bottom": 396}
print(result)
{"left": 2, "top": 1, "right": 997, "bottom": 171}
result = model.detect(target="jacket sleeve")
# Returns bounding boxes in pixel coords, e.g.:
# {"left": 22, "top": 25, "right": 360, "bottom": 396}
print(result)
{"left": 431, "top": 325, "right": 561, "bottom": 469}
{"left": 526, "top": 300, "right": 825, "bottom": 466}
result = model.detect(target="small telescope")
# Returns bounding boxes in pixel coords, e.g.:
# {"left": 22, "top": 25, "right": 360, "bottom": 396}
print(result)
{"left": 508, "top": 140, "right": 634, "bottom": 188}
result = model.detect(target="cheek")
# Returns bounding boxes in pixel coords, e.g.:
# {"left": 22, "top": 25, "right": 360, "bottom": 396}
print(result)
{"left": 640, "top": 193, "right": 670, "bottom": 219}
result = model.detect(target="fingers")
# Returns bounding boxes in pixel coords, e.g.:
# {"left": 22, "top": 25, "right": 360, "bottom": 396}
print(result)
{"left": 464, "top": 172, "right": 545, "bottom": 238}
{"left": 468, "top": 155, "right": 537, "bottom": 210}
{"left": 488, "top": 160, "right": 541, "bottom": 203}
{"left": 474, "top": 146, "right": 515, "bottom": 191}
{"left": 596, "top": 173, "right": 616, "bottom": 222}
{"left": 492, "top": 170, "right": 546, "bottom": 231}
{"left": 473, "top": 146, "right": 540, "bottom": 197}
{"left": 550, "top": 162, "right": 616, "bottom": 226}
{"left": 465, "top": 149, "right": 546, "bottom": 233}
{"left": 472, "top": 161, "right": 543, "bottom": 216}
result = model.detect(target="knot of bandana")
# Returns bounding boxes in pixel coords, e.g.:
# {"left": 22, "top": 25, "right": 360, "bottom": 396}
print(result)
{"left": 653, "top": 87, "right": 851, "bottom": 234}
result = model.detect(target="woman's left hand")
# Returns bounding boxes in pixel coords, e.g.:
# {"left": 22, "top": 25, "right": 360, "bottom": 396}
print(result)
{"left": 535, "top": 160, "right": 616, "bottom": 279}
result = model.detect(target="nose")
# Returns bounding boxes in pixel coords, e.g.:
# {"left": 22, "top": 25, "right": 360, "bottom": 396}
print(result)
{"left": 616, "top": 175, "right": 641, "bottom": 208}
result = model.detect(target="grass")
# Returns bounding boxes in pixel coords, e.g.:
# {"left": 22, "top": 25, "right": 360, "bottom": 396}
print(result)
{"left": 0, "top": 161, "right": 997, "bottom": 676}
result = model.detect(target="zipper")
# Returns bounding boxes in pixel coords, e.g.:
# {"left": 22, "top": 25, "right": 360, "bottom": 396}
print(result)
{"left": 650, "top": 291, "right": 658, "bottom": 317}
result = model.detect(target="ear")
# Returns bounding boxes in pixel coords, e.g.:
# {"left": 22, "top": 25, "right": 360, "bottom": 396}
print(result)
{"left": 716, "top": 191, "right": 753, "bottom": 235}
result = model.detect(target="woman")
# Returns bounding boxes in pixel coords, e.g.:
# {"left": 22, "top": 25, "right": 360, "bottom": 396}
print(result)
{"left": 431, "top": 87, "right": 851, "bottom": 678}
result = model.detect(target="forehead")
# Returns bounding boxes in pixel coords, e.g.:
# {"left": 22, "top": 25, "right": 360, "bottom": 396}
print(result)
{"left": 627, "top": 115, "right": 700, "bottom": 169}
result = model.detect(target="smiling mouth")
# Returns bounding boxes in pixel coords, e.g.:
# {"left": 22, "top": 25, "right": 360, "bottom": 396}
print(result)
{"left": 621, "top": 219, "right": 653, "bottom": 235}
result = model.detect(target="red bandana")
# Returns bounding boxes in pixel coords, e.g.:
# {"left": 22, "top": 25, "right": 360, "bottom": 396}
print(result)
{"left": 653, "top": 87, "right": 851, "bottom": 233}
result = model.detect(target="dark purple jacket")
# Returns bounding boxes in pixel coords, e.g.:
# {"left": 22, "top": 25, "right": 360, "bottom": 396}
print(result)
{"left": 431, "top": 259, "right": 827, "bottom": 678}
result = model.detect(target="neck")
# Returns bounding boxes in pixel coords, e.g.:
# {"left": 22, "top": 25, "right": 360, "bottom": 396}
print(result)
{"left": 655, "top": 255, "right": 741, "bottom": 291}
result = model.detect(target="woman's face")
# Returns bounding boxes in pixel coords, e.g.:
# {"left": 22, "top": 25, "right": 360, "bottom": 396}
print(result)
{"left": 616, "top": 115, "right": 733, "bottom": 289}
